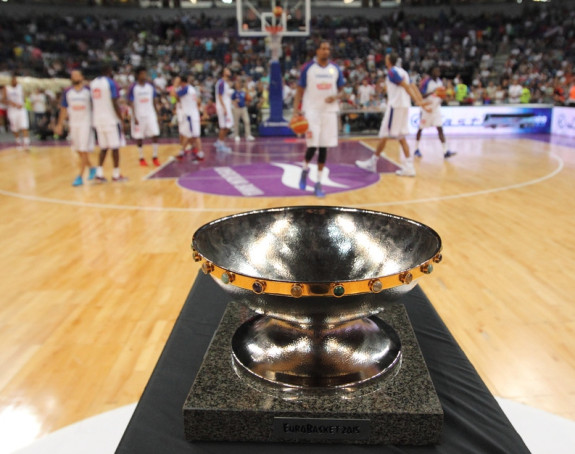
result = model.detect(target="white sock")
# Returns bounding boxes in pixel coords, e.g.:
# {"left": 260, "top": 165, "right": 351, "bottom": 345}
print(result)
{"left": 152, "top": 143, "right": 158, "bottom": 158}
{"left": 302, "top": 162, "right": 309, "bottom": 171}
{"left": 416, "top": 139, "right": 420, "bottom": 149}
{"left": 317, "top": 169, "right": 323, "bottom": 183}
{"left": 370, "top": 154, "right": 378, "bottom": 162}
{"left": 442, "top": 141, "right": 448, "bottom": 153}
{"left": 23, "top": 137, "right": 30, "bottom": 147}
{"left": 113, "top": 167, "right": 120, "bottom": 179}
{"left": 16, "top": 137, "right": 22, "bottom": 146}
{"left": 138, "top": 146, "right": 144, "bottom": 159}
{"left": 96, "top": 166, "right": 104, "bottom": 177}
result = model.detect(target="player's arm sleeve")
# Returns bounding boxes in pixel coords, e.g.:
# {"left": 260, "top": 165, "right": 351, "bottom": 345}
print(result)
{"left": 127, "top": 84, "right": 135, "bottom": 102}
{"left": 218, "top": 81, "right": 225, "bottom": 96}
{"left": 337, "top": 68, "right": 345, "bottom": 89}
{"left": 60, "top": 90, "right": 68, "bottom": 108}
{"left": 387, "top": 68, "right": 404, "bottom": 86}
{"left": 298, "top": 64, "right": 309, "bottom": 88}
{"left": 108, "top": 77, "right": 119, "bottom": 99}
{"left": 176, "top": 86, "right": 188, "bottom": 98}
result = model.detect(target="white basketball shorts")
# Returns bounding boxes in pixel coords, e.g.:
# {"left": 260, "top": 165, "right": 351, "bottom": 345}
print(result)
{"left": 305, "top": 111, "right": 338, "bottom": 148}
{"left": 419, "top": 99, "right": 443, "bottom": 129}
{"left": 95, "top": 123, "right": 125, "bottom": 150}
{"left": 180, "top": 115, "right": 201, "bottom": 139}
{"left": 131, "top": 115, "right": 160, "bottom": 139}
{"left": 69, "top": 123, "right": 95, "bottom": 153}
{"left": 8, "top": 108, "right": 29, "bottom": 133}
{"left": 379, "top": 106, "right": 410, "bottom": 139}
{"left": 216, "top": 104, "right": 234, "bottom": 130}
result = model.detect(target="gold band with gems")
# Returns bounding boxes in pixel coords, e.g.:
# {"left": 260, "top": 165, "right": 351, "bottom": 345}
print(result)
{"left": 193, "top": 249, "right": 443, "bottom": 298}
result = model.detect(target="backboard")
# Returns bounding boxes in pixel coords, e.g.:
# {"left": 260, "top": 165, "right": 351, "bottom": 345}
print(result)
{"left": 237, "top": 0, "right": 311, "bottom": 37}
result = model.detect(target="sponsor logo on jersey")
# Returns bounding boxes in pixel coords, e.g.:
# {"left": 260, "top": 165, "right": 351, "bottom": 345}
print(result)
{"left": 92, "top": 88, "right": 102, "bottom": 99}
{"left": 317, "top": 83, "right": 333, "bottom": 90}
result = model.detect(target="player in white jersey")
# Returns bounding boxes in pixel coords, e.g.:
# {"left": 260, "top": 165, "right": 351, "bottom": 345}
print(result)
{"left": 414, "top": 67, "right": 455, "bottom": 159}
{"left": 174, "top": 75, "right": 204, "bottom": 161}
{"left": 214, "top": 68, "right": 233, "bottom": 153}
{"left": 2, "top": 74, "right": 30, "bottom": 151}
{"left": 356, "top": 53, "right": 429, "bottom": 177}
{"left": 90, "top": 66, "right": 127, "bottom": 182}
{"left": 55, "top": 70, "right": 96, "bottom": 187}
{"left": 293, "top": 41, "right": 345, "bottom": 197}
{"left": 128, "top": 67, "right": 161, "bottom": 167}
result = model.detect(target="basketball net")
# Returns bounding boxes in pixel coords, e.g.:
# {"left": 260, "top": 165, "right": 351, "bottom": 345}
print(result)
{"left": 265, "top": 25, "right": 283, "bottom": 62}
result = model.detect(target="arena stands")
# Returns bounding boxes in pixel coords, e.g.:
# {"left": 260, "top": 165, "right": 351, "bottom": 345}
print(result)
{"left": 1, "top": 3, "right": 574, "bottom": 138}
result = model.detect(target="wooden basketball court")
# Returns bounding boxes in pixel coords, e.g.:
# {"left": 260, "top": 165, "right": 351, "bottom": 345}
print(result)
{"left": 0, "top": 134, "right": 573, "bottom": 448}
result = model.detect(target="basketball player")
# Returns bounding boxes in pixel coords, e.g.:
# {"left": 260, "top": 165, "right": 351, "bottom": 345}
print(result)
{"left": 293, "top": 40, "right": 345, "bottom": 198}
{"left": 54, "top": 70, "right": 96, "bottom": 187}
{"left": 414, "top": 67, "right": 455, "bottom": 159}
{"left": 90, "top": 66, "right": 127, "bottom": 182}
{"left": 2, "top": 74, "right": 30, "bottom": 151}
{"left": 174, "top": 75, "right": 204, "bottom": 161}
{"left": 356, "top": 53, "right": 429, "bottom": 177}
{"left": 128, "top": 67, "right": 161, "bottom": 167}
{"left": 214, "top": 68, "right": 233, "bottom": 153}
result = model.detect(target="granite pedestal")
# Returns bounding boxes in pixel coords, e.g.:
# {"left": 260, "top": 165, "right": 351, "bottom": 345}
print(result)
{"left": 116, "top": 272, "right": 531, "bottom": 454}
{"left": 183, "top": 302, "right": 443, "bottom": 445}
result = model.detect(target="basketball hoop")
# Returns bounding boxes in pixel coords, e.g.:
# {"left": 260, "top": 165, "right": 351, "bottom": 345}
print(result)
{"left": 265, "top": 25, "right": 283, "bottom": 62}
{"left": 265, "top": 25, "right": 284, "bottom": 35}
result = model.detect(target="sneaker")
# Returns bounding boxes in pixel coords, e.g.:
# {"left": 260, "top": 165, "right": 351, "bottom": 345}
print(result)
{"left": 234, "top": 136, "right": 241, "bottom": 143}
{"left": 195, "top": 150, "right": 205, "bottom": 161}
{"left": 94, "top": 176, "right": 108, "bottom": 184}
{"left": 444, "top": 150, "right": 456, "bottom": 158}
{"left": 355, "top": 157, "right": 377, "bottom": 173}
{"left": 414, "top": 149, "right": 422, "bottom": 158}
{"left": 314, "top": 182, "right": 326, "bottom": 198}
{"left": 247, "top": 135, "right": 255, "bottom": 141}
{"left": 299, "top": 169, "right": 309, "bottom": 190}
{"left": 175, "top": 151, "right": 185, "bottom": 161}
{"left": 152, "top": 157, "right": 161, "bottom": 166}
{"left": 88, "top": 167, "right": 96, "bottom": 180}
{"left": 396, "top": 165, "right": 416, "bottom": 177}
{"left": 139, "top": 158, "right": 148, "bottom": 167}
{"left": 112, "top": 175, "right": 129, "bottom": 182}
{"left": 72, "top": 176, "right": 83, "bottom": 187}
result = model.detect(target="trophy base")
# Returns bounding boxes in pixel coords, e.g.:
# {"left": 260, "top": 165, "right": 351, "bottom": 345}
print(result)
{"left": 232, "top": 315, "right": 402, "bottom": 389}
{"left": 183, "top": 302, "right": 443, "bottom": 445}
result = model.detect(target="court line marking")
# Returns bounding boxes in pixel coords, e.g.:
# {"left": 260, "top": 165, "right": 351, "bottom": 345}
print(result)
{"left": 0, "top": 152, "right": 564, "bottom": 212}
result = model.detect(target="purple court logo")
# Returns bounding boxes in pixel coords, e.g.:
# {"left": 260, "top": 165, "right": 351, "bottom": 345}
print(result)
{"left": 177, "top": 163, "right": 379, "bottom": 197}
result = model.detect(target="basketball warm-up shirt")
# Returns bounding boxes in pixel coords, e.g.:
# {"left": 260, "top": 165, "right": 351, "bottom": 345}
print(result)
{"left": 128, "top": 82, "right": 158, "bottom": 120}
{"left": 90, "top": 76, "right": 121, "bottom": 128}
{"left": 61, "top": 86, "right": 92, "bottom": 127}
{"left": 298, "top": 59, "right": 345, "bottom": 113}
{"left": 386, "top": 66, "right": 411, "bottom": 108}
{"left": 177, "top": 85, "right": 201, "bottom": 120}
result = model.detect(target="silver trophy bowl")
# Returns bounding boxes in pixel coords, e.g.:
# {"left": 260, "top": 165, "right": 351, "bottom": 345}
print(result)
{"left": 192, "top": 206, "right": 442, "bottom": 391}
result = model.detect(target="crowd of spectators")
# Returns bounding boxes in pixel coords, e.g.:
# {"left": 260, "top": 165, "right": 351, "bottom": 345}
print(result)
{"left": 2, "top": 4, "right": 575, "bottom": 137}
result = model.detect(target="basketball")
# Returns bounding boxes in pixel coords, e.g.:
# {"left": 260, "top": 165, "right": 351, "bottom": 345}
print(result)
{"left": 435, "top": 86, "right": 447, "bottom": 99}
{"left": 273, "top": 5, "right": 283, "bottom": 18}
{"left": 290, "top": 115, "right": 309, "bottom": 135}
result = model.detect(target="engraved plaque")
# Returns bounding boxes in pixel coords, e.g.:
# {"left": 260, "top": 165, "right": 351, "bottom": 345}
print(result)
{"left": 274, "top": 417, "right": 371, "bottom": 441}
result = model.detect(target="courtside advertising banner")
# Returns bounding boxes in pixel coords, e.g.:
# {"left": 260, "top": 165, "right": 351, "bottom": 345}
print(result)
{"left": 551, "top": 106, "right": 575, "bottom": 137}
{"left": 408, "top": 105, "right": 552, "bottom": 135}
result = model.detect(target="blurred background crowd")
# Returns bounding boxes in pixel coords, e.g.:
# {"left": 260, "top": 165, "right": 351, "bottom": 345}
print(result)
{"left": 2, "top": 3, "right": 575, "bottom": 139}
